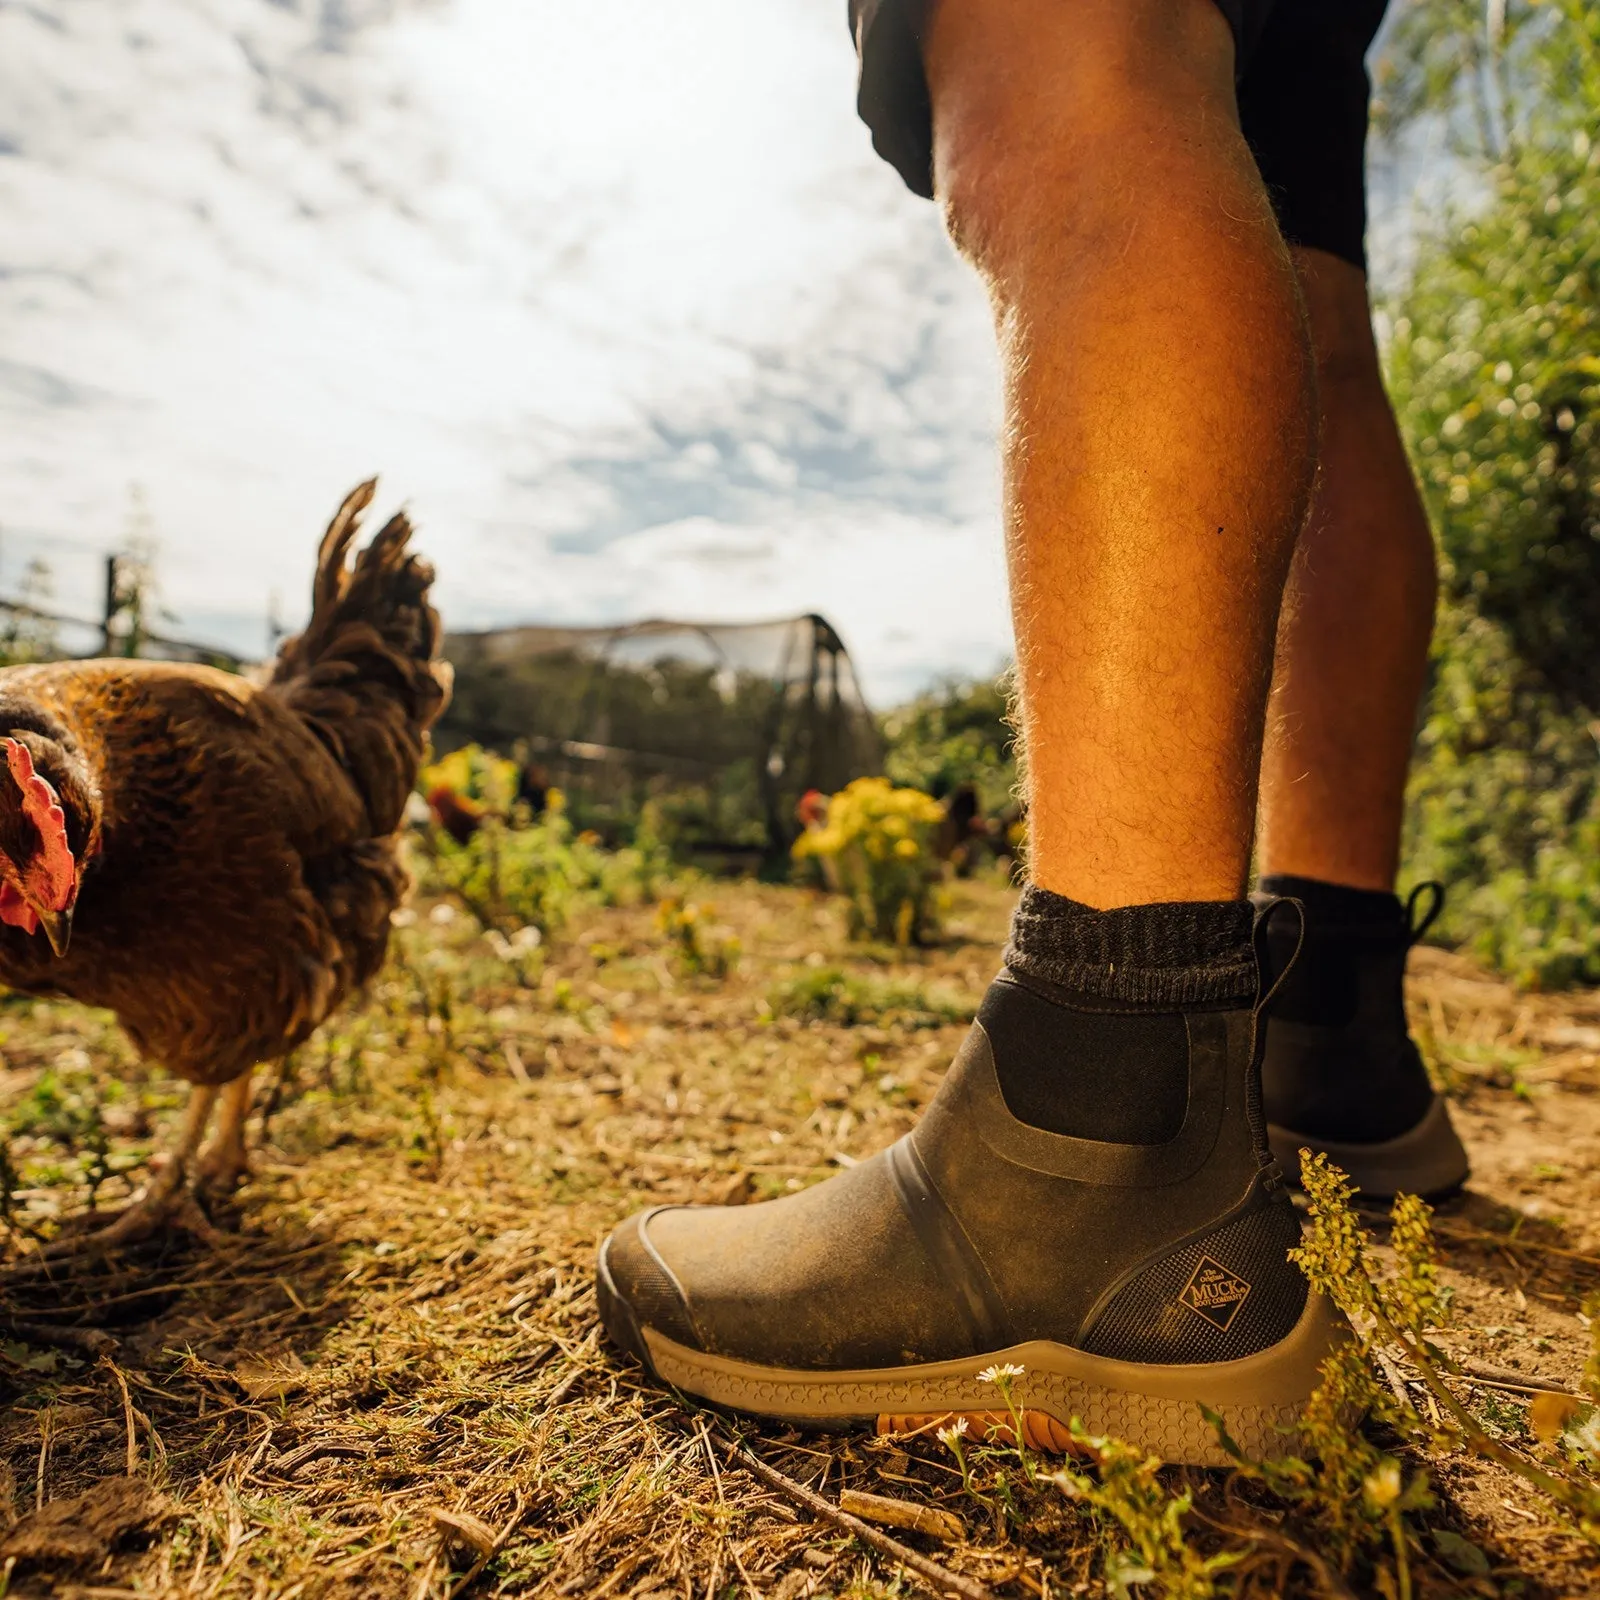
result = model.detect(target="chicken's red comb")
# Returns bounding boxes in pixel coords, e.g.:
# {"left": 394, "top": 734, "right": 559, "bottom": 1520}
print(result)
{"left": 2, "top": 739, "right": 75, "bottom": 909}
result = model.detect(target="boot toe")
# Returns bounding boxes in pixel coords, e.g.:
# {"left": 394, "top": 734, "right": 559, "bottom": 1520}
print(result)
{"left": 598, "top": 1208, "right": 702, "bottom": 1365}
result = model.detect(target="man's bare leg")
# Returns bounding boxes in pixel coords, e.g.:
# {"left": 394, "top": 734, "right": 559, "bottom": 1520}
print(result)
{"left": 597, "top": 0, "right": 1345, "bottom": 1469}
{"left": 1258, "top": 247, "right": 1437, "bottom": 890}
{"left": 925, "top": 0, "right": 1317, "bottom": 907}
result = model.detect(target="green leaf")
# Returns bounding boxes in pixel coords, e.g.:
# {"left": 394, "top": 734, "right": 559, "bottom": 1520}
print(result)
{"left": 1433, "top": 1528, "right": 1491, "bottom": 1576}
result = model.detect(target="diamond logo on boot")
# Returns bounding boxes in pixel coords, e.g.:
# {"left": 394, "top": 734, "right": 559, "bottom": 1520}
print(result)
{"left": 1177, "top": 1256, "right": 1252, "bottom": 1331}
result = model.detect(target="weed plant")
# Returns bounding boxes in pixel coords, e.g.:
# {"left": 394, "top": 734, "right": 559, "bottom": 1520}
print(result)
{"left": 415, "top": 798, "right": 673, "bottom": 937}
{"left": 1290, "top": 1153, "right": 1600, "bottom": 1540}
{"left": 655, "top": 896, "right": 740, "bottom": 980}
{"left": 766, "top": 965, "right": 974, "bottom": 1028}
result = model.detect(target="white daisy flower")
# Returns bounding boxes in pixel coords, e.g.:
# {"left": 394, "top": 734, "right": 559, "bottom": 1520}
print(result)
{"left": 977, "top": 1362, "right": 1026, "bottom": 1384}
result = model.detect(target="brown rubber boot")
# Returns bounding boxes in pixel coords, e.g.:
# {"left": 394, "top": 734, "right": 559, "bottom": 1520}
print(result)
{"left": 598, "top": 921, "right": 1347, "bottom": 1466}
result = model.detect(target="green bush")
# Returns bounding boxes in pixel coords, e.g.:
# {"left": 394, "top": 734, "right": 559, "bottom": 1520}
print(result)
{"left": 418, "top": 803, "right": 672, "bottom": 937}
{"left": 879, "top": 674, "right": 1017, "bottom": 815}
{"left": 1385, "top": 0, "right": 1600, "bottom": 985}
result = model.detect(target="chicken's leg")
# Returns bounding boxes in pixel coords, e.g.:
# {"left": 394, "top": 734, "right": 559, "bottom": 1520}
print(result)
{"left": 34, "top": 1083, "right": 221, "bottom": 1258}
{"left": 194, "top": 1070, "right": 254, "bottom": 1198}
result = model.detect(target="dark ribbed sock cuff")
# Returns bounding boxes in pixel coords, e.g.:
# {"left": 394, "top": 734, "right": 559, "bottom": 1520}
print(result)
{"left": 1257, "top": 874, "right": 1403, "bottom": 934}
{"left": 1003, "top": 886, "right": 1257, "bottom": 1006}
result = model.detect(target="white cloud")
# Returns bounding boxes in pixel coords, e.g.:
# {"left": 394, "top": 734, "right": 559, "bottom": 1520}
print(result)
{"left": 0, "top": 0, "right": 1008, "bottom": 703}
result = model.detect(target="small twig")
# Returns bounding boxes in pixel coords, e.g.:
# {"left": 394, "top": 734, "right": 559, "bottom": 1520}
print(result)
{"left": 1434, "top": 1222, "right": 1600, "bottom": 1271}
{"left": 34, "top": 1405, "right": 52, "bottom": 1511}
{"left": 411, "top": 1549, "right": 440, "bottom": 1600}
{"left": 270, "top": 1441, "right": 374, "bottom": 1480}
{"left": 712, "top": 1427, "right": 995, "bottom": 1600}
{"left": 1374, "top": 1348, "right": 1414, "bottom": 1414}
{"left": 503, "top": 1040, "right": 532, "bottom": 1086}
{"left": 1464, "top": 1374, "right": 1583, "bottom": 1400}
{"left": 3, "top": 1317, "right": 117, "bottom": 1357}
{"left": 1452, "top": 1356, "right": 1584, "bottom": 1398}
{"left": 103, "top": 1356, "right": 139, "bottom": 1475}
{"left": 545, "top": 1366, "right": 588, "bottom": 1408}
{"left": 442, "top": 1494, "right": 523, "bottom": 1600}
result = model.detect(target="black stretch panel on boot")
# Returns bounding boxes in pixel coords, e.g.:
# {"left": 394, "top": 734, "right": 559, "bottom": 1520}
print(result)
{"left": 1257, "top": 874, "right": 1405, "bottom": 1027}
{"left": 979, "top": 977, "right": 1190, "bottom": 1144}
{"left": 991, "top": 890, "right": 1256, "bottom": 1143}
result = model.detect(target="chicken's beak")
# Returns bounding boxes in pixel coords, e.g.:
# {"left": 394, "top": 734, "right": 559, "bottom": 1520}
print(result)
{"left": 37, "top": 907, "right": 72, "bottom": 959}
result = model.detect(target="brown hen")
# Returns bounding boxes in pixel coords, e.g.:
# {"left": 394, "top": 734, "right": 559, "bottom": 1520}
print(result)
{"left": 0, "top": 481, "right": 450, "bottom": 1250}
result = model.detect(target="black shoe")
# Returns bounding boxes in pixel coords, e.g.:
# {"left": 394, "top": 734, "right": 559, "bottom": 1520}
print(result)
{"left": 1258, "top": 883, "right": 1468, "bottom": 1200}
{"left": 598, "top": 918, "right": 1345, "bottom": 1466}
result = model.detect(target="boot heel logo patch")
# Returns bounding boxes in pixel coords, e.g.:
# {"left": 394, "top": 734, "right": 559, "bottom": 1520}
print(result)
{"left": 1178, "top": 1256, "right": 1252, "bottom": 1332}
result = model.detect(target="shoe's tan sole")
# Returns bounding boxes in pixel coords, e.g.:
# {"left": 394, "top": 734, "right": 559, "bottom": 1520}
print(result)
{"left": 1271, "top": 1096, "right": 1470, "bottom": 1201}
{"left": 636, "top": 1291, "right": 1347, "bottom": 1468}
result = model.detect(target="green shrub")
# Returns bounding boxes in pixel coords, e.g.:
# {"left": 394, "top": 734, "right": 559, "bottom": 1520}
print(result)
{"left": 879, "top": 674, "right": 1017, "bottom": 815}
{"left": 419, "top": 801, "right": 672, "bottom": 937}
{"left": 1385, "top": 0, "right": 1600, "bottom": 985}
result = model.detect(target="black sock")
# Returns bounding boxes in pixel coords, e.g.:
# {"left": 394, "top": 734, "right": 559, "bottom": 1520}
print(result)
{"left": 1255, "top": 874, "right": 1405, "bottom": 1028}
{"left": 1004, "top": 886, "right": 1257, "bottom": 1004}
{"left": 1256, "top": 873, "right": 1403, "bottom": 934}
{"left": 990, "top": 887, "right": 1256, "bottom": 1145}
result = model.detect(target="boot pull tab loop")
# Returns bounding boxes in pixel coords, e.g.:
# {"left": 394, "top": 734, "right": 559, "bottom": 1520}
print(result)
{"left": 1252, "top": 895, "right": 1306, "bottom": 1018}
{"left": 1405, "top": 881, "right": 1446, "bottom": 947}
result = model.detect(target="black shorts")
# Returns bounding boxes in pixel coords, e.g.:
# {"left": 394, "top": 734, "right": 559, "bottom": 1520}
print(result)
{"left": 850, "top": 0, "right": 1390, "bottom": 270}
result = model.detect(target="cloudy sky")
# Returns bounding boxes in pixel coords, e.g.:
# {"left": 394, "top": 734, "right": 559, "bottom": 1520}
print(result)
{"left": 2, "top": 0, "right": 1445, "bottom": 703}
{"left": 1, "top": 0, "right": 1010, "bottom": 701}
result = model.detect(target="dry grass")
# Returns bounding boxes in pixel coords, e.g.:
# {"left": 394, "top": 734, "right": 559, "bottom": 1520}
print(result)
{"left": 0, "top": 871, "right": 1597, "bottom": 1597}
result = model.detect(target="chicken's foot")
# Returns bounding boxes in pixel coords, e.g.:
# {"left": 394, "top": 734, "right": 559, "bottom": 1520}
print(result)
{"left": 28, "top": 1084, "right": 222, "bottom": 1260}
{"left": 194, "top": 1070, "right": 254, "bottom": 1199}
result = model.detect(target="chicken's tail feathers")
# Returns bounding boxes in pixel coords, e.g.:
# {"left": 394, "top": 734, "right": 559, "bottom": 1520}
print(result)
{"left": 310, "top": 478, "right": 378, "bottom": 621}
{"left": 270, "top": 479, "right": 452, "bottom": 836}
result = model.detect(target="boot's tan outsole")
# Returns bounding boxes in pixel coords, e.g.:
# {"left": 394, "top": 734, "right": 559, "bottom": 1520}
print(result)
{"left": 1271, "top": 1097, "right": 1470, "bottom": 1202}
{"left": 636, "top": 1291, "right": 1347, "bottom": 1468}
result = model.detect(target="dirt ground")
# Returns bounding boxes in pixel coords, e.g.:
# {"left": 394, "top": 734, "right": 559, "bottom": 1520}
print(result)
{"left": 0, "top": 874, "right": 1597, "bottom": 1598}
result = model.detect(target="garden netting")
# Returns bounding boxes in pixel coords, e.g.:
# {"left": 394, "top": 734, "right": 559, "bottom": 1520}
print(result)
{"left": 437, "top": 614, "right": 882, "bottom": 855}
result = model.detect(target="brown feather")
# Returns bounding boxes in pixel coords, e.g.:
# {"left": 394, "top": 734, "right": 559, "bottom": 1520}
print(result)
{"left": 0, "top": 483, "right": 449, "bottom": 1088}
